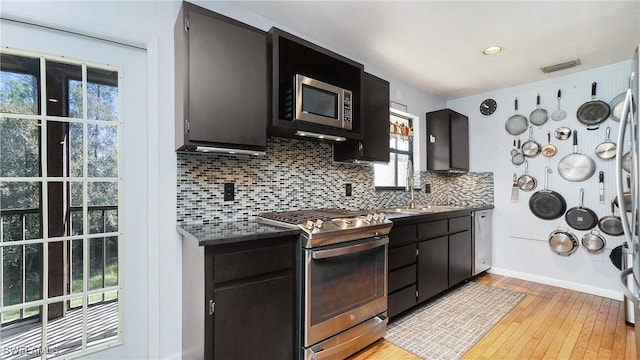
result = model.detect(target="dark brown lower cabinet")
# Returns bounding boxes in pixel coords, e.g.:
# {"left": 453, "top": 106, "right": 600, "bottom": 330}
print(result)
{"left": 449, "top": 230, "right": 472, "bottom": 287}
{"left": 387, "top": 213, "right": 473, "bottom": 318}
{"left": 417, "top": 236, "right": 448, "bottom": 303}
{"left": 213, "top": 274, "right": 293, "bottom": 360}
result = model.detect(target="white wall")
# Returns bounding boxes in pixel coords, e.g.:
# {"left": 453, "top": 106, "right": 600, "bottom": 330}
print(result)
{"left": 448, "top": 60, "right": 634, "bottom": 300}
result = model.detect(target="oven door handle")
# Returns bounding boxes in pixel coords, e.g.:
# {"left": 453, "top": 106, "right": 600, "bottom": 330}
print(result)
{"left": 311, "top": 237, "right": 388, "bottom": 259}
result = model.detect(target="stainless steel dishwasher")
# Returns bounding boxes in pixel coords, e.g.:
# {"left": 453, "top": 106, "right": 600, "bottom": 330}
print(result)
{"left": 472, "top": 209, "right": 492, "bottom": 275}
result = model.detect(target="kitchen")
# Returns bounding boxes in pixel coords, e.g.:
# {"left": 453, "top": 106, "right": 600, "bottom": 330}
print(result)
{"left": 0, "top": 1, "right": 639, "bottom": 359}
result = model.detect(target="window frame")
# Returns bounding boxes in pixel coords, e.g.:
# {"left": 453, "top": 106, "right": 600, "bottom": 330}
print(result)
{"left": 374, "top": 108, "right": 418, "bottom": 190}
{"left": 0, "top": 47, "right": 123, "bottom": 358}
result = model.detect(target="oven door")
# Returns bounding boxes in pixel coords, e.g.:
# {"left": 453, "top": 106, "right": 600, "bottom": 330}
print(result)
{"left": 303, "top": 236, "right": 388, "bottom": 347}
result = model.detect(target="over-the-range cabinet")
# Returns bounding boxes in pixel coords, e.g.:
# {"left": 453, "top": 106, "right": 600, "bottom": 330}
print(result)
{"left": 333, "top": 72, "right": 390, "bottom": 163}
{"left": 426, "top": 109, "right": 469, "bottom": 172}
{"left": 175, "top": 1, "right": 267, "bottom": 154}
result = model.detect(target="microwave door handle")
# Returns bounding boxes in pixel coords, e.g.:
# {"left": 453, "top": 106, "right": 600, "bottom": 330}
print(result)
{"left": 311, "top": 237, "right": 388, "bottom": 259}
{"left": 616, "top": 89, "right": 633, "bottom": 243}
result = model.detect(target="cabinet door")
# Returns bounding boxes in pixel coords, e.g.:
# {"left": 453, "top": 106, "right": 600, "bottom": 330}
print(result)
{"left": 426, "top": 110, "right": 451, "bottom": 171}
{"left": 450, "top": 111, "right": 469, "bottom": 171}
{"left": 449, "top": 230, "right": 472, "bottom": 287}
{"left": 417, "top": 236, "right": 448, "bottom": 302}
{"left": 333, "top": 72, "right": 389, "bottom": 162}
{"left": 213, "top": 274, "right": 293, "bottom": 360}
{"left": 187, "top": 9, "right": 267, "bottom": 148}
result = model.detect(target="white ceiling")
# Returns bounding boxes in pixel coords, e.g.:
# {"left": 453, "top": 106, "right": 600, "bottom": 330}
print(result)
{"left": 231, "top": 1, "right": 640, "bottom": 100}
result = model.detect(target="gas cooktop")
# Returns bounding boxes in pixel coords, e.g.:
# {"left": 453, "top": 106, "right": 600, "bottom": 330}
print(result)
{"left": 257, "top": 208, "right": 392, "bottom": 247}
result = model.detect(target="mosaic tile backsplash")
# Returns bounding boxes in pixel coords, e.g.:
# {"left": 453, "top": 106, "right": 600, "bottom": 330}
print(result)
{"left": 177, "top": 137, "right": 493, "bottom": 224}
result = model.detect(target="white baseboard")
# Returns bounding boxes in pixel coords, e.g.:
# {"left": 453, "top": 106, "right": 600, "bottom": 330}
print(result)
{"left": 487, "top": 267, "right": 624, "bottom": 301}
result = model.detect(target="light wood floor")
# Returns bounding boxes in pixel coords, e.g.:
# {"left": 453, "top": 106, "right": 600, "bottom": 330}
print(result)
{"left": 349, "top": 273, "right": 637, "bottom": 360}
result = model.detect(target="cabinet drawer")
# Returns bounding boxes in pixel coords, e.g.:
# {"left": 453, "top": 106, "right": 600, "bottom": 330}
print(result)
{"left": 449, "top": 216, "right": 471, "bottom": 233}
{"left": 389, "top": 224, "right": 417, "bottom": 247}
{"left": 389, "top": 264, "right": 416, "bottom": 293}
{"left": 389, "top": 244, "right": 416, "bottom": 271}
{"left": 418, "top": 220, "right": 448, "bottom": 239}
{"left": 388, "top": 285, "right": 417, "bottom": 318}
{"left": 213, "top": 243, "right": 292, "bottom": 283}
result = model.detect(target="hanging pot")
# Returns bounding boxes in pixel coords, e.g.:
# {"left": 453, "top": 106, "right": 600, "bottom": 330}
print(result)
{"left": 530, "top": 94, "right": 548, "bottom": 126}
{"left": 581, "top": 230, "right": 606, "bottom": 253}
{"left": 598, "top": 200, "right": 624, "bottom": 236}
{"left": 517, "top": 160, "right": 537, "bottom": 191}
{"left": 609, "top": 90, "right": 636, "bottom": 122}
{"left": 541, "top": 131, "right": 557, "bottom": 157}
{"left": 565, "top": 188, "right": 598, "bottom": 230}
{"left": 576, "top": 82, "right": 610, "bottom": 126}
{"left": 557, "top": 130, "right": 596, "bottom": 182}
{"left": 548, "top": 227, "right": 579, "bottom": 256}
{"left": 505, "top": 98, "right": 528, "bottom": 135}
{"left": 522, "top": 126, "right": 541, "bottom": 158}
{"left": 529, "top": 167, "right": 567, "bottom": 220}
{"left": 554, "top": 126, "right": 572, "bottom": 141}
{"left": 614, "top": 175, "right": 632, "bottom": 212}
{"left": 594, "top": 127, "right": 617, "bottom": 160}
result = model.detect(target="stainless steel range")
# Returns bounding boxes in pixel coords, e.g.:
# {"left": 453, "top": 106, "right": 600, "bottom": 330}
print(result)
{"left": 258, "top": 208, "right": 392, "bottom": 360}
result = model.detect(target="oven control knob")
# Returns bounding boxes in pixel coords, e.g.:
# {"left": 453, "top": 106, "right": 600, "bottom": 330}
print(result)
{"left": 365, "top": 214, "right": 373, "bottom": 222}
{"left": 373, "top": 213, "right": 380, "bottom": 221}
{"left": 305, "top": 220, "right": 315, "bottom": 230}
{"left": 379, "top": 213, "right": 386, "bottom": 221}
{"left": 315, "top": 219, "right": 324, "bottom": 229}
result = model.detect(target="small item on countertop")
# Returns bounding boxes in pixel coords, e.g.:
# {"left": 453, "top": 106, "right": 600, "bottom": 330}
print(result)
{"left": 511, "top": 173, "right": 519, "bottom": 202}
{"left": 599, "top": 171, "right": 604, "bottom": 203}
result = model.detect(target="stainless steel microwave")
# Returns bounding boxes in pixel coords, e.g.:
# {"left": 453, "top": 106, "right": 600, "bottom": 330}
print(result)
{"left": 281, "top": 74, "right": 353, "bottom": 130}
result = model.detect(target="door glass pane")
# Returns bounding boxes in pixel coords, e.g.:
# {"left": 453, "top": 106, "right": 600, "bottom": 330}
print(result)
{"left": 1, "top": 182, "right": 41, "bottom": 242}
{"left": 105, "top": 236, "right": 118, "bottom": 287}
{"left": 0, "top": 54, "right": 40, "bottom": 115}
{"left": 48, "top": 298, "right": 83, "bottom": 358}
{"left": 87, "top": 124, "right": 118, "bottom": 178}
{"left": 25, "top": 243, "right": 42, "bottom": 303}
{"left": 69, "top": 122, "right": 83, "bottom": 177}
{"left": 2, "top": 245, "right": 23, "bottom": 308}
{"left": 0, "top": 117, "right": 41, "bottom": 177}
{"left": 46, "top": 61, "right": 81, "bottom": 118}
{"left": 87, "top": 182, "right": 117, "bottom": 232}
{"left": 70, "top": 182, "right": 83, "bottom": 236}
{"left": 89, "top": 237, "right": 104, "bottom": 293}
{"left": 86, "top": 292, "right": 118, "bottom": 349}
{"left": 86, "top": 68, "right": 118, "bottom": 122}
{"left": 0, "top": 310, "right": 43, "bottom": 358}
{"left": 70, "top": 239, "right": 83, "bottom": 296}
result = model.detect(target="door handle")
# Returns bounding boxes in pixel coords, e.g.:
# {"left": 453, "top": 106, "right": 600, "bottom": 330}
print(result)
{"left": 311, "top": 237, "right": 388, "bottom": 259}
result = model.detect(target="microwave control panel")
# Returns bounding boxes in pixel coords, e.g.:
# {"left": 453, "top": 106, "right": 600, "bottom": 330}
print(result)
{"left": 343, "top": 90, "right": 353, "bottom": 129}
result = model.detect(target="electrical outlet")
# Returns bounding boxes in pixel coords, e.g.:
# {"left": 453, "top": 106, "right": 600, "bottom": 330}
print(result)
{"left": 345, "top": 183, "right": 352, "bottom": 197}
{"left": 224, "top": 183, "right": 235, "bottom": 201}
{"left": 424, "top": 183, "right": 431, "bottom": 193}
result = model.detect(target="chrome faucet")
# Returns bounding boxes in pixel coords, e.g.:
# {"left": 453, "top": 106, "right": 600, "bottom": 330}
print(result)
{"left": 406, "top": 160, "right": 416, "bottom": 209}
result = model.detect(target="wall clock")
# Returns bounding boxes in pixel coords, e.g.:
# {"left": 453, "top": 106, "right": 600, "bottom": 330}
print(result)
{"left": 479, "top": 98, "right": 497, "bottom": 116}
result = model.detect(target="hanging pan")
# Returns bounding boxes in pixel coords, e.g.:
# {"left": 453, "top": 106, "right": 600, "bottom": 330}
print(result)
{"left": 595, "top": 127, "right": 617, "bottom": 160}
{"left": 614, "top": 175, "right": 632, "bottom": 212}
{"left": 551, "top": 89, "right": 567, "bottom": 121}
{"left": 554, "top": 126, "right": 572, "bottom": 141}
{"left": 530, "top": 94, "right": 548, "bottom": 126}
{"left": 565, "top": 188, "right": 598, "bottom": 230}
{"left": 541, "top": 131, "right": 557, "bottom": 157}
{"left": 557, "top": 130, "right": 596, "bottom": 182}
{"left": 576, "top": 82, "right": 610, "bottom": 126}
{"left": 505, "top": 98, "right": 528, "bottom": 135}
{"left": 622, "top": 151, "right": 632, "bottom": 173}
{"left": 609, "top": 88, "right": 636, "bottom": 122}
{"left": 529, "top": 167, "right": 567, "bottom": 220}
{"left": 581, "top": 230, "right": 606, "bottom": 253}
{"left": 548, "top": 227, "right": 579, "bottom": 256}
{"left": 522, "top": 126, "right": 541, "bottom": 158}
{"left": 517, "top": 160, "right": 537, "bottom": 191}
{"left": 598, "top": 200, "right": 624, "bottom": 236}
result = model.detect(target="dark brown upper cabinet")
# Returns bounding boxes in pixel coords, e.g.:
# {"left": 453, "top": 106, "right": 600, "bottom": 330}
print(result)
{"left": 268, "top": 27, "right": 363, "bottom": 141}
{"left": 175, "top": 2, "right": 268, "bottom": 154}
{"left": 334, "top": 72, "right": 390, "bottom": 163}
{"left": 426, "top": 109, "right": 469, "bottom": 172}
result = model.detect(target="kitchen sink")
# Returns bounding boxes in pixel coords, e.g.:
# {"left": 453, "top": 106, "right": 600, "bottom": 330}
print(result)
{"left": 381, "top": 205, "right": 466, "bottom": 214}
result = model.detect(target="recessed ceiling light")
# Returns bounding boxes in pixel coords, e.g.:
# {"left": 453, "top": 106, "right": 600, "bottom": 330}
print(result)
{"left": 483, "top": 46, "right": 503, "bottom": 56}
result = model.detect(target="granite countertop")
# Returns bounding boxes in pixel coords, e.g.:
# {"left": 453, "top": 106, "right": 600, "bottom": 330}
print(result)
{"left": 177, "top": 204, "right": 494, "bottom": 246}
{"left": 177, "top": 220, "right": 300, "bottom": 246}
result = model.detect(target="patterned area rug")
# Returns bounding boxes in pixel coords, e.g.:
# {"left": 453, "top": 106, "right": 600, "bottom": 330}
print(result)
{"left": 386, "top": 281, "right": 525, "bottom": 360}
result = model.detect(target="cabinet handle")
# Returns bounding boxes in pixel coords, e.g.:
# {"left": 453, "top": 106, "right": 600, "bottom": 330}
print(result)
{"left": 208, "top": 300, "right": 215, "bottom": 315}
{"left": 429, "top": 134, "right": 436, "bottom": 143}
{"left": 185, "top": 118, "right": 190, "bottom": 133}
